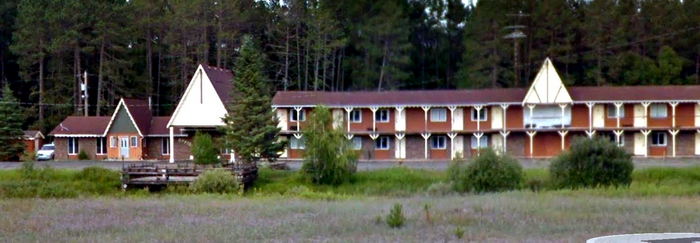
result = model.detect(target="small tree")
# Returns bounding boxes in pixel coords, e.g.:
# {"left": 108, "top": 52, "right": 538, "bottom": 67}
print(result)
{"left": 191, "top": 132, "right": 219, "bottom": 165}
{"left": 448, "top": 148, "right": 523, "bottom": 193}
{"left": 301, "top": 106, "right": 358, "bottom": 185}
{"left": 0, "top": 85, "right": 25, "bottom": 161}
{"left": 221, "top": 35, "right": 285, "bottom": 164}
{"left": 550, "top": 136, "right": 633, "bottom": 188}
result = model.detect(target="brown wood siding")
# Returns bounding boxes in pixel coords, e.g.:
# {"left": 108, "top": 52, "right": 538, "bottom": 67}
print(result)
{"left": 464, "top": 107, "right": 491, "bottom": 131}
{"left": 571, "top": 104, "right": 589, "bottom": 128}
{"left": 647, "top": 104, "right": 673, "bottom": 128}
{"left": 430, "top": 148, "right": 449, "bottom": 159}
{"left": 604, "top": 104, "right": 634, "bottom": 128}
{"left": 648, "top": 146, "right": 667, "bottom": 157}
{"left": 375, "top": 109, "right": 395, "bottom": 132}
{"left": 288, "top": 108, "right": 310, "bottom": 131}
{"left": 676, "top": 103, "right": 694, "bottom": 127}
{"left": 506, "top": 106, "right": 524, "bottom": 129}
{"left": 349, "top": 108, "right": 373, "bottom": 132}
{"left": 525, "top": 132, "right": 570, "bottom": 157}
{"left": 287, "top": 149, "right": 304, "bottom": 159}
{"left": 427, "top": 108, "right": 451, "bottom": 132}
{"left": 405, "top": 108, "right": 425, "bottom": 132}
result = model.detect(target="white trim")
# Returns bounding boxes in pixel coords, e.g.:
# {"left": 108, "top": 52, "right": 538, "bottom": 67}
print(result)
{"left": 349, "top": 109, "right": 362, "bottom": 123}
{"left": 375, "top": 136, "right": 390, "bottom": 150}
{"left": 96, "top": 137, "right": 107, "bottom": 155}
{"left": 430, "top": 108, "right": 448, "bottom": 122}
{"left": 650, "top": 131, "right": 667, "bottom": 146}
{"left": 161, "top": 138, "right": 170, "bottom": 155}
{"left": 53, "top": 134, "right": 103, "bottom": 138}
{"left": 376, "top": 109, "right": 390, "bottom": 123}
{"left": 130, "top": 136, "right": 138, "bottom": 147}
{"left": 272, "top": 100, "right": 700, "bottom": 109}
{"left": 103, "top": 98, "right": 144, "bottom": 137}
{"left": 470, "top": 107, "right": 488, "bottom": 121}
{"left": 289, "top": 109, "right": 307, "bottom": 122}
{"left": 67, "top": 137, "right": 79, "bottom": 155}
{"left": 430, "top": 136, "right": 447, "bottom": 149}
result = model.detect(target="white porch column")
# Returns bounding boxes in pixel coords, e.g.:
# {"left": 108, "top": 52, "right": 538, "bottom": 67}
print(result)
{"left": 395, "top": 133, "right": 405, "bottom": 159}
{"left": 474, "top": 105, "right": 483, "bottom": 131}
{"left": 558, "top": 130, "right": 568, "bottom": 151}
{"left": 670, "top": 129, "right": 679, "bottom": 157}
{"left": 613, "top": 130, "right": 624, "bottom": 147}
{"left": 499, "top": 131, "right": 510, "bottom": 154}
{"left": 559, "top": 103, "right": 568, "bottom": 129}
{"left": 642, "top": 102, "right": 651, "bottom": 128}
{"left": 344, "top": 107, "right": 353, "bottom": 133}
{"left": 447, "top": 132, "right": 457, "bottom": 159}
{"left": 473, "top": 132, "right": 484, "bottom": 156}
{"left": 422, "top": 106, "right": 431, "bottom": 132}
{"left": 670, "top": 102, "right": 679, "bottom": 128}
{"left": 500, "top": 104, "right": 509, "bottom": 130}
{"left": 526, "top": 131, "right": 537, "bottom": 158}
{"left": 370, "top": 106, "right": 378, "bottom": 132}
{"left": 614, "top": 102, "right": 623, "bottom": 128}
{"left": 641, "top": 129, "right": 651, "bottom": 157}
{"left": 169, "top": 126, "right": 175, "bottom": 163}
{"left": 294, "top": 107, "right": 303, "bottom": 132}
{"left": 395, "top": 106, "right": 405, "bottom": 132}
{"left": 586, "top": 102, "right": 594, "bottom": 132}
{"left": 527, "top": 104, "right": 536, "bottom": 128}
{"left": 421, "top": 132, "right": 431, "bottom": 159}
{"left": 448, "top": 106, "right": 456, "bottom": 131}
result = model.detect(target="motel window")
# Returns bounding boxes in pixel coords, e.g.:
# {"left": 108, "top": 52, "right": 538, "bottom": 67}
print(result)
{"left": 471, "top": 107, "right": 488, "bottom": 121}
{"left": 649, "top": 104, "right": 667, "bottom": 118}
{"left": 110, "top": 136, "right": 117, "bottom": 148}
{"left": 96, "top": 137, "right": 107, "bottom": 155}
{"left": 290, "top": 109, "right": 306, "bottom": 122}
{"left": 350, "top": 110, "right": 362, "bottom": 123}
{"left": 430, "top": 108, "right": 447, "bottom": 122}
{"left": 161, "top": 138, "right": 170, "bottom": 155}
{"left": 431, "top": 136, "right": 447, "bottom": 149}
{"left": 351, "top": 137, "right": 362, "bottom": 150}
{"left": 375, "top": 109, "right": 390, "bottom": 123}
{"left": 470, "top": 136, "right": 489, "bottom": 149}
{"left": 130, "top": 136, "right": 138, "bottom": 147}
{"left": 651, "top": 132, "right": 667, "bottom": 146}
{"left": 67, "top": 137, "right": 79, "bottom": 155}
{"left": 607, "top": 105, "right": 625, "bottom": 118}
{"left": 375, "top": 136, "right": 390, "bottom": 150}
{"left": 290, "top": 136, "right": 306, "bottom": 149}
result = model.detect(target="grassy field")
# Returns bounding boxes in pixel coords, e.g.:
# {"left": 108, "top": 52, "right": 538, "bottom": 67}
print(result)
{"left": 1, "top": 165, "right": 700, "bottom": 241}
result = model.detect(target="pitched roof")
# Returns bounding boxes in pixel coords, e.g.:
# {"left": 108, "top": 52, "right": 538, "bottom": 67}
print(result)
{"left": 49, "top": 116, "right": 111, "bottom": 136}
{"left": 149, "top": 116, "right": 185, "bottom": 136}
{"left": 23, "top": 130, "right": 44, "bottom": 139}
{"left": 523, "top": 58, "right": 572, "bottom": 104}
{"left": 122, "top": 98, "right": 152, "bottom": 135}
{"left": 201, "top": 64, "right": 234, "bottom": 104}
{"left": 272, "top": 85, "right": 700, "bottom": 107}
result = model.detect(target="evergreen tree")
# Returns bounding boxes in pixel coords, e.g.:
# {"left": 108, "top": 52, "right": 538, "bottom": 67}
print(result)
{"left": 221, "top": 36, "right": 285, "bottom": 164}
{"left": 0, "top": 85, "right": 25, "bottom": 161}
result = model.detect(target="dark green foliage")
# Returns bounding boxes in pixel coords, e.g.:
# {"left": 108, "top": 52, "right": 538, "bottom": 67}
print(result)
{"left": 0, "top": 164, "right": 121, "bottom": 198}
{"left": 77, "top": 150, "right": 89, "bottom": 160}
{"left": 550, "top": 137, "right": 634, "bottom": 189}
{"left": 0, "top": 85, "right": 25, "bottom": 161}
{"left": 191, "top": 132, "right": 220, "bottom": 165}
{"left": 448, "top": 149, "right": 523, "bottom": 193}
{"left": 221, "top": 36, "right": 285, "bottom": 164}
{"left": 300, "top": 106, "right": 358, "bottom": 185}
{"left": 386, "top": 203, "right": 405, "bottom": 228}
{"left": 189, "top": 169, "right": 240, "bottom": 194}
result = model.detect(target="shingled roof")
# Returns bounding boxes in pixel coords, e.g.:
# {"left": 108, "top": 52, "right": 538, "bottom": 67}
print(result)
{"left": 201, "top": 64, "right": 234, "bottom": 104}
{"left": 49, "top": 116, "right": 111, "bottom": 136}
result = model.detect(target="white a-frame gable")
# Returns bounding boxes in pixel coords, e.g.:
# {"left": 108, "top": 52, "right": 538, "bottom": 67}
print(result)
{"left": 167, "top": 65, "right": 228, "bottom": 128}
{"left": 523, "top": 58, "right": 572, "bottom": 104}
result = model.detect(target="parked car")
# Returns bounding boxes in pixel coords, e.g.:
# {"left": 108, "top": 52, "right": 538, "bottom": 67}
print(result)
{"left": 36, "top": 143, "right": 55, "bottom": 161}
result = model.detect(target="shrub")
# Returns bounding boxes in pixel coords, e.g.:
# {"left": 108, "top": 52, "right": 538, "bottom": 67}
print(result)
{"left": 74, "top": 167, "right": 121, "bottom": 193}
{"left": 426, "top": 182, "right": 454, "bottom": 196}
{"left": 191, "top": 132, "right": 220, "bottom": 165}
{"left": 550, "top": 136, "right": 633, "bottom": 189}
{"left": 301, "top": 106, "right": 358, "bottom": 185}
{"left": 448, "top": 149, "right": 523, "bottom": 193}
{"left": 386, "top": 203, "right": 405, "bottom": 228}
{"left": 21, "top": 151, "right": 36, "bottom": 162}
{"left": 189, "top": 169, "right": 239, "bottom": 193}
{"left": 77, "top": 150, "right": 89, "bottom": 160}
{"left": 454, "top": 226, "right": 465, "bottom": 239}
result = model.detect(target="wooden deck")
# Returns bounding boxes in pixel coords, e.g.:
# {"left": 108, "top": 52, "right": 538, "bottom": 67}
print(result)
{"left": 121, "top": 162, "right": 258, "bottom": 189}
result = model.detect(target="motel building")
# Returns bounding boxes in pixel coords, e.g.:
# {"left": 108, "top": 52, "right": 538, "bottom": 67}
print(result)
{"left": 49, "top": 59, "right": 700, "bottom": 161}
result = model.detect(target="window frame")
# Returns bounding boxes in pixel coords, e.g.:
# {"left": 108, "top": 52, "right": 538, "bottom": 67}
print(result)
{"left": 470, "top": 136, "right": 489, "bottom": 149}
{"left": 430, "top": 136, "right": 447, "bottom": 149}
{"left": 470, "top": 107, "right": 488, "bottom": 122}
{"left": 67, "top": 137, "right": 79, "bottom": 155}
{"left": 649, "top": 104, "right": 668, "bottom": 118}
{"left": 651, "top": 132, "right": 667, "bottom": 146}
{"left": 375, "top": 109, "right": 390, "bottom": 123}
{"left": 130, "top": 136, "right": 138, "bottom": 147}
{"left": 96, "top": 137, "right": 107, "bottom": 155}
{"left": 349, "top": 110, "right": 362, "bottom": 123}
{"left": 375, "top": 136, "right": 390, "bottom": 150}
{"left": 110, "top": 136, "right": 117, "bottom": 148}
{"left": 607, "top": 104, "right": 625, "bottom": 118}
{"left": 351, "top": 137, "right": 362, "bottom": 150}
{"left": 290, "top": 136, "right": 306, "bottom": 150}
{"left": 289, "top": 109, "right": 306, "bottom": 122}
{"left": 161, "top": 138, "right": 170, "bottom": 155}
{"left": 430, "top": 108, "right": 447, "bottom": 122}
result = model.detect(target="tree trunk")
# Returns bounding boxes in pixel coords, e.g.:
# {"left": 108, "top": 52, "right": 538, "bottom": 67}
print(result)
{"left": 283, "top": 26, "right": 289, "bottom": 91}
{"left": 74, "top": 46, "right": 81, "bottom": 115}
{"left": 97, "top": 40, "right": 105, "bottom": 116}
{"left": 39, "top": 55, "right": 45, "bottom": 124}
{"left": 146, "top": 29, "right": 153, "bottom": 102}
{"left": 377, "top": 41, "right": 388, "bottom": 91}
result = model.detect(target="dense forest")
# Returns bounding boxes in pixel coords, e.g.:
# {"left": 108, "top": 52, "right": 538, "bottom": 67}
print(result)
{"left": 0, "top": 0, "right": 699, "bottom": 133}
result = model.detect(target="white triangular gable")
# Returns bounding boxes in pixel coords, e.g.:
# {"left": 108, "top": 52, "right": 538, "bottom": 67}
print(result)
{"left": 523, "top": 58, "right": 572, "bottom": 104}
{"left": 167, "top": 65, "right": 228, "bottom": 127}
{"left": 103, "top": 98, "right": 144, "bottom": 136}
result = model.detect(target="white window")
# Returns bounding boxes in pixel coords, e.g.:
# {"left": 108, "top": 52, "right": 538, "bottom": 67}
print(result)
{"left": 130, "top": 136, "right": 138, "bottom": 147}
{"left": 96, "top": 137, "right": 107, "bottom": 155}
{"left": 430, "top": 108, "right": 447, "bottom": 122}
{"left": 351, "top": 137, "right": 362, "bottom": 150}
{"left": 161, "top": 138, "right": 170, "bottom": 155}
{"left": 290, "top": 109, "right": 306, "bottom": 122}
{"left": 67, "top": 137, "right": 79, "bottom": 155}
{"left": 607, "top": 105, "right": 625, "bottom": 118}
{"left": 350, "top": 110, "right": 362, "bottom": 123}
{"left": 651, "top": 132, "right": 667, "bottom": 146}
{"left": 375, "top": 136, "right": 390, "bottom": 150}
{"left": 110, "top": 136, "right": 117, "bottom": 148}
{"left": 471, "top": 107, "right": 488, "bottom": 121}
{"left": 431, "top": 136, "right": 446, "bottom": 149}
{"left": 470, "top": 136, "right": 489, "bottom": 149}
{"left": 649, "top": 104, "right": 667, "bottom": 118}
{"left": 375, "top": 109, "right": 390, "bottom": 123}
{"left": 290, "top": 136, "right": 306, "bottom": 149}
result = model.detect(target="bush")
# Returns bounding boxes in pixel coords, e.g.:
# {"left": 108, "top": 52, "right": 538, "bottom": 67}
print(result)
{"left": 189, "top": 169, "right": 239, "bottom": 193}
{"left": 386, "top": 203, "right": 405, "bottom": 228}
{"left": 77, "top": 150, "right": 89, "bottom": 160}
{"left": 448, "top": 149, "right": 523, "bottom": 193}
{"left": 550, "top": 136, "right": 633, "bottom": 188}
{"left": 301, "top": 106, "right": 358, "bottom": 185}
{"left": 21, "top": 151, "right": 36, "bottom": 162}
{"left": 74, "top": 167, "right": 121, "bottom": 193}
{"left": 191, "top": 132, "right": 220, "bottom": 165}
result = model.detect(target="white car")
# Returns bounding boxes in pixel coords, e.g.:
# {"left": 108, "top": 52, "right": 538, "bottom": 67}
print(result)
{"left": 36, "top": 144, "right": 55, "bottom": 161}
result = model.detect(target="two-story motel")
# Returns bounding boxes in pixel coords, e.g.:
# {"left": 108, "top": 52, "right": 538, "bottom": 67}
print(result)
{"left": 49, "top": 59, "right": 700, "bottom": 161}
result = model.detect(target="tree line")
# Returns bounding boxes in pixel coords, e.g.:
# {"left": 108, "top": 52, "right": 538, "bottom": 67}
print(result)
{"left": 0, "top": 0, "right": 699, "bottom": 133}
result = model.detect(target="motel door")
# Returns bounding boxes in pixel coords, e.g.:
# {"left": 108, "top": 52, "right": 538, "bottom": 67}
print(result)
{"left": 120, "top": 137, "right": 129, "bottom": 158}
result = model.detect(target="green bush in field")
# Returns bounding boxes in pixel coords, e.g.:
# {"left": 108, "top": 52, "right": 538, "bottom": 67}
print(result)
{"left": 77, "top": 150, "right": 89, "bottom": 160}
{"left": 189, "top": 169, "right": 240, "bottom": 193}
{"left": 74, "top": 167, "right": 121, "bottom": 193}
{"left": 550, "top": 136, "right": 633, "bottom": 188}
{"left": 301, "top": 106, "right": 358, "bottom": 185}
{"left": 386, "top": 203, "right": 405, "bottom": 228}
{"left": 191, "top": 132, "right": 220, "bottom": 165}
{"left": 448, "top": 148, "right": 523, "bottom": 193}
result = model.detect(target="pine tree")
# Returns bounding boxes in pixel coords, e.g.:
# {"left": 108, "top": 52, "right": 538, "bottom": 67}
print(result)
{"left": 0, "top": 85, "right": 25, "bottom": 161}
{"left": 221, "top": 36, "right": 285, "bottom": 164}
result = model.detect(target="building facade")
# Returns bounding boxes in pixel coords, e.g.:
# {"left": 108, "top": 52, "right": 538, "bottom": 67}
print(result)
{"left": 272, "top": 58, "right": 700, "bottom": 160}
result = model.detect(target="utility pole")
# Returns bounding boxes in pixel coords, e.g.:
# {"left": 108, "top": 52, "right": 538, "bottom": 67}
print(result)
{"left": 82, "top": 71, "right": 88, "bottom": 116}
{"left": 504, "top": 12, "right": 528, "bottom": 87}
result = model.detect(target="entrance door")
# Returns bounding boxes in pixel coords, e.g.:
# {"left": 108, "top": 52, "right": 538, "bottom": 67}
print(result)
{"left": 120, "top": 137, "right": 129, "bottom": 158}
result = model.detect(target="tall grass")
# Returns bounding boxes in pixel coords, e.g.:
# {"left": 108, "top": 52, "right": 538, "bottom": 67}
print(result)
{"left": 0, "top": 164, "right": 121, "bottom": 198}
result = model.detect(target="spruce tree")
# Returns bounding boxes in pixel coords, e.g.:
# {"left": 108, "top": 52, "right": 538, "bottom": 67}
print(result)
{"left": 0, "top": 85, "right": 25, "bottom": 161}
{"left": 221, "top": 36, "right": 285, "bottom": 164}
